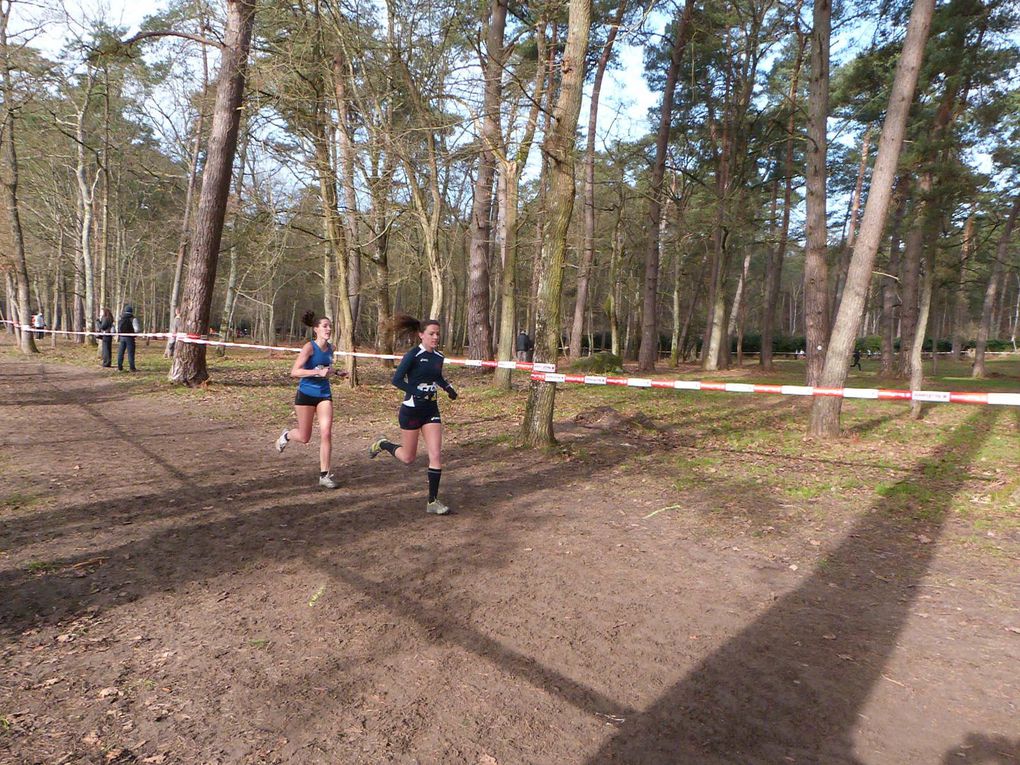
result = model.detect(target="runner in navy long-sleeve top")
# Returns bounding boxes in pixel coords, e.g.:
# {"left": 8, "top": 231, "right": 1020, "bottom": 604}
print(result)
{"left": 369, "top": 314, "right": 458, "bottom": 515}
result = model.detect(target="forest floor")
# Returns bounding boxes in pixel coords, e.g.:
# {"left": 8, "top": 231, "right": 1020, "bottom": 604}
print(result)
{"left": 1, "top": 338, "right": 1018, "bottom": 765}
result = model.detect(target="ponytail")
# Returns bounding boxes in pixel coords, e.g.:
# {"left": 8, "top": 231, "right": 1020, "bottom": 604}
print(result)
{"left": 391, "top": 313, "right": 440, "bottom": 343}
{"left": 302, "top": 310, "right": 333, "bottom": 329}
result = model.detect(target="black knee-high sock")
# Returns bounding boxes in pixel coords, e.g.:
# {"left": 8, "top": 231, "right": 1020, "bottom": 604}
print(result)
{"left": 427, "top": 468, "right": 442, "bottom": 502}
{"left": 381, "top": 440, "right": 398, "bottom": 457}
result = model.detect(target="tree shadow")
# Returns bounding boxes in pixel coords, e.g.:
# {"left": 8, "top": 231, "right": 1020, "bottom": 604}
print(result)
{"left": 585, "top": 407, "right": 1000, "bottom": 765}
{"left": 942, "top": 734, "right": 1020, "bottom": 763}
{"left": 0, "top": 418, "right": 659, "bottom": 637}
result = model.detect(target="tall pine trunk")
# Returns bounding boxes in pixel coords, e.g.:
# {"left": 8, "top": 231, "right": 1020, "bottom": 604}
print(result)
{"left": 808, "top": 0, "right": 935, "bottom": 437}
{"left": 803, "top": 0, "right": 831, "bottom": 385}
{"left": 521, "top": 0, "right": 591, "bottom": 446}
{"left": 569, "top": 0, "right": 627, "bottom": 359}
{"left": 638, "top": 0, "right": 693, "bottom": 372}
{"left": 170, "top": 0, "right": 257, "bottom": 385}
{"left": 466, "top": 0, "right": 507, "bottom": 360}
{"left": 761, "top": 24, "right": 804, "bottom": 370}
{"left": 949, "top": 211, "right": 974, "bottom": 361}
{"left": 0, "top": 2, "right": 36, "bottom": 354}
{"left": 973, "top": 196, "right": 1020, "bottom": 377}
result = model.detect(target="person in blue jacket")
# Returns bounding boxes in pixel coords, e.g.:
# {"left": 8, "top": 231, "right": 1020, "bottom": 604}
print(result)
{"left": 275, "top": 310, "right": 347, "bottom": 489}
{"left": 369, "top": 314, "right": 458, "bottom": 515}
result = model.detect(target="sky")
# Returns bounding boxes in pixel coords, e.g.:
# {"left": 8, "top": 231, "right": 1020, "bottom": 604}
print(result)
{"left": 17, "top": 0, "right": 659, "bottom": 148}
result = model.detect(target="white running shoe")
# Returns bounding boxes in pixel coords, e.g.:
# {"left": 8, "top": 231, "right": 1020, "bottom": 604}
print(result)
{"left": 275, "top": 429, "right": 289, "bottom": 453}
{"left": 426, "top": 499, "right": 450, "bottom": 515}
{"left": 319, "top": 473, "right": 338, "bottom": 489}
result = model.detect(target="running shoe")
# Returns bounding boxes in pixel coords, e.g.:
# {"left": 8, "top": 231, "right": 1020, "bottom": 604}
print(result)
{"left": 275, "top": 429, "right": 289, "bottom": 453}
{"left": 426, "top": 499, "right": 450, "bottom": 515}
{"left": 368, "top": 438, "right": 387, "bottom": 459}
{"left": 319, "top": 473, "right": 339, "bottom": 489}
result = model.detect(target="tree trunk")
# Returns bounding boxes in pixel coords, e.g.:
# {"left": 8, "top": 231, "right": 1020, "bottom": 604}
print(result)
{"left": 332, "top": 51, "right": 361, "bottom": 338}
{"left": 803, "top": 0, "right": 831, "bottom": 385}
{"left": 973, "top": 195, "right": 1020, "bottom": 377}
{"left": 311, "top": 112, "right": 358, "bottom": 385}
{"left": 638, "top": 0, "right": 694, "bottom": 372}
{"left": 808, "top": 0, "right": 935, "bottom": 437}
{"left": 465, "top": 0, "right": 507, "bottom": 361}
{"left": 880, "top": 182, "right": 907, "bottom": 375}
{"left": 73, "top": 73, "right": 100, "bottom": 345}
{"left": 832, "top": 128, "right": 872, "bottom": 319}
{"left": 170, "top": 0, "right": 256, "bottom": 385}
{"left": 569, "top": 0, "right": 627, "bottom": 359}
{"left": 0, "top": 2, "right": 37, "bottom": 354}
{"left": 908, "top": 242, "right": 934, "bottom": 419}
{"left": 216, "top": 130, "right": 249, "bottom": 357}
{"left": 950, "top": 211, "right": 974, "bottom": 361}
{"left": 521, "top": 0, "right": 591, "bottom": 447}
{"left": 168, "top": 121, "right": 206, "bottom": 353}
{"left": 494, "top": 19, "right": 547, "bottom": 389}
{"left": 761, "top": 26, "right": 804, "bottom": 370}
{"left": 167, "top": 15, "right": 210, "bottom": 344}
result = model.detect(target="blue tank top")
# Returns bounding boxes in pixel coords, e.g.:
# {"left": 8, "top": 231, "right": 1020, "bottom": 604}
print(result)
{"left": 297, "top": 342, "right": 333, "bottom": 398}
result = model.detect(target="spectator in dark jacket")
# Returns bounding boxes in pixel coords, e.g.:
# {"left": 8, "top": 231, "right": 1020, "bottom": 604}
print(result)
{"left": 117, "top": 305, "right": 140, "bottom": 372}
{"left": 515, "top": 330, "right": 534, "bottom": 362}
{"left": 97, "top": 307, "right": 114, "bottom": 367}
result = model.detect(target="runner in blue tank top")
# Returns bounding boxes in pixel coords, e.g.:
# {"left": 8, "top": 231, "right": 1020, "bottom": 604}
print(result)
{"left": 369, "top": 314, "right": 458, "bottom": 515}
{"left": 274, "top": 311, "right": 347, "bottom": 488}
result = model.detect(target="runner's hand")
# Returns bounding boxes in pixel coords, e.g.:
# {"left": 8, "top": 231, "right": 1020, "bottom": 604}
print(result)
{"left": 447, "top": 386, "right": 458, "bottom": 400}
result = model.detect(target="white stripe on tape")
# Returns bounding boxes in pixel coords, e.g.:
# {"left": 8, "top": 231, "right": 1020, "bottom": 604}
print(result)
{"left": 543, "top": 373, "right": 566, "bottom": 383}
{"left": 533, "top": 362, "right": 557, "bottom": 373}
{"left": 627, "top": 378, "right": 652, "bottom": 388}
{"left": 842, "top": 387, "right": 880, "bottom": 399}
{"left": 584, "top": 375, "right": 608, "bottom": 385}
{"left": 463, "top": 359, "right": 483, "bottom": 367}
{"left": 497, "top": 360, "right": 517, "bottom": 369}
{"left": 673, "top": 380, "right": 701, "bottom": 391}
{"left": 724, "top": 383, "right": 755, "bottom": 394}
{"left": 781, "top": 385, "right": 815, "bottom": 396}
{"left": 988, "top": 393, "right": 1020, "bottom": 406}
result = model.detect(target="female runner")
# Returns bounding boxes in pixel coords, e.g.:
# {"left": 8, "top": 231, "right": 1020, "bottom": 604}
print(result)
{"left": 369, "top": 315, "right": 457, "bottom": 514}
{"left": 275, "top": 311, "right": 346, "bottom": 488}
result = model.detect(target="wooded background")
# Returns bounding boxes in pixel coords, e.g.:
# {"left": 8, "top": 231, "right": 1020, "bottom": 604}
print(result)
{"left": 1, "top": 0, "right": 1017, "bottom": 438}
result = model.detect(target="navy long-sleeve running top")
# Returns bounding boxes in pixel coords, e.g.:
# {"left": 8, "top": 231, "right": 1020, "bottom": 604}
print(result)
{"left": 392, "top": 345, "right": 452, "bottom": 407}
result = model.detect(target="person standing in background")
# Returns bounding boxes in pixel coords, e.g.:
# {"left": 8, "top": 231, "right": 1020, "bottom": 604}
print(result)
{"left": 97, "top": 307, "right": 114, "bottom": 367}
{"left": 117, "top": 305, "right": 140, "bottom": 372}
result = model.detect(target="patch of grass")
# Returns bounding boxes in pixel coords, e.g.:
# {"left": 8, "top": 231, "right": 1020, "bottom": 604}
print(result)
{"left": 786, "top": 485, "right": 826, "bottom": 500}
{"left": 0, "top": 715, "right": 10, "bottom": 733}
{"left": 0, "top": 492, "right": 38, "bottom": 512}
{"left": 249, "top": 638, "right": 271, "bottom": 650}
{"left": 26, "top": 560, "right": 59, "bottom": 574}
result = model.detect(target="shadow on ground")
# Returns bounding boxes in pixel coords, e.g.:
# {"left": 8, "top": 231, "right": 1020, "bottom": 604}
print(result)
{"left": 585, "top": 407, "right": 1000, "bottom": 765}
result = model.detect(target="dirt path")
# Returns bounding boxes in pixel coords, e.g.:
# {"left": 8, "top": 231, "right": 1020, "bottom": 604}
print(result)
{"left": 1, "top": 360, "right": 1017, "bottom": 764}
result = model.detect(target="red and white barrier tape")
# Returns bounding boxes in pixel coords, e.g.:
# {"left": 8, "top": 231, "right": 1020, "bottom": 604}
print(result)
{"left": 0, "top": 320, "right": 550, "bottom": 372}
{"left": 5, "top": 319, "right": 1017, "bottom": 404}
{"left": 529, "top": 371, "right": 1020, "bottom": 407}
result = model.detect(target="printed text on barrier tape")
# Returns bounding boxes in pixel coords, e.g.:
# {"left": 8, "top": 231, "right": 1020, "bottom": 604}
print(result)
{"left": 529, "top": 371, "right": 1020, "bottom": 407}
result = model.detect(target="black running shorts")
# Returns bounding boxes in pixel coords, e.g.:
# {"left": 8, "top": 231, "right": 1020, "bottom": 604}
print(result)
{"left": 398, "top": 401, "right": 441, "bottom": 430}
{"left": 295, "top": 390, "right": 331, "bottom": 407}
